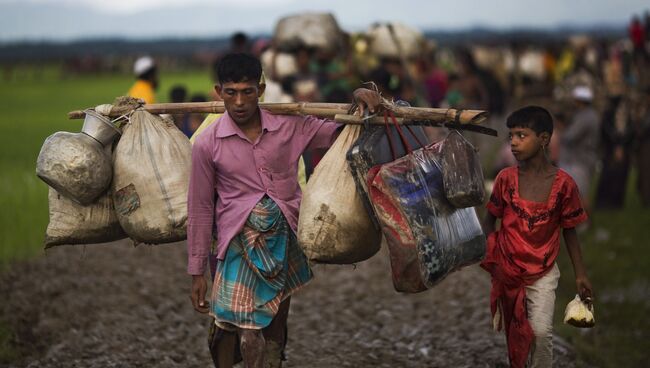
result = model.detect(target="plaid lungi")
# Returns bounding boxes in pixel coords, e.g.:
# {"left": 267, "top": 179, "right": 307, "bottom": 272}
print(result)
{"left": 210, "top": 196, "right": 312, "bottom": 330}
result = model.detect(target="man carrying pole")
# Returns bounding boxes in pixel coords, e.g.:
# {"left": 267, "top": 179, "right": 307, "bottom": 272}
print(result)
{"left": 187, "top": 52, "right": 382, "bottom": 368}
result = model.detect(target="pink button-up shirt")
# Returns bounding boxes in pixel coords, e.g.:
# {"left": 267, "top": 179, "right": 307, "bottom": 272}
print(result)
{"left": 187, "top": 108, "right": 340, "bottom": 275}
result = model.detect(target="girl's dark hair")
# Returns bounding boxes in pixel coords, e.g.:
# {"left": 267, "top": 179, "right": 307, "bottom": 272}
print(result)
{"left": 506, "top": 105, "right": 554, "bottom": 135}
{"left": 216, "top": 53, "right": 262, "bottom": 84}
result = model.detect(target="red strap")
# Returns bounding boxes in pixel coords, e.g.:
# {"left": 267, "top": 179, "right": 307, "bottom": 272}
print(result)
{"left": 383, "top": 110, "right": 397, "bottom": 160}
{"left": 388, "top": 110, "right": 414, "bottom": 154}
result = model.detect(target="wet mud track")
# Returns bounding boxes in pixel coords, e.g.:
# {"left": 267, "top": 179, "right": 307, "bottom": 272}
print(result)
{"left": 0, "top": 240, "right": 576, "bottom": 367}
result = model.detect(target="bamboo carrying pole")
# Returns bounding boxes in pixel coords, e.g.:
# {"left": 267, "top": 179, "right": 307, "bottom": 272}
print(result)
{"left": 67, "top": 101, "right": 495, "bottom": 135}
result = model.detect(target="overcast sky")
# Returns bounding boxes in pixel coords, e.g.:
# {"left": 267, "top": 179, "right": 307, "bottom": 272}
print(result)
{"left": 0, "top": 0, "right": 648, "bottom": 41}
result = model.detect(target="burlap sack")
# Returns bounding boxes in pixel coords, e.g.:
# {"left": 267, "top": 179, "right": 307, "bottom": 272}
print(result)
{"left": 44, "top": 187, "right": 126, "bottom": 248}
{"left": 112, "top": 111, "right": 191, "bottom": 244}
{"left": 298, "top": 125, "right": 382, "bottom": 264}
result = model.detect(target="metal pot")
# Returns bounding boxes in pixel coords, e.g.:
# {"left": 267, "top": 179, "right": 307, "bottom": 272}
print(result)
{"left": 36, "top": 110, "right": 121, "bottom": 205}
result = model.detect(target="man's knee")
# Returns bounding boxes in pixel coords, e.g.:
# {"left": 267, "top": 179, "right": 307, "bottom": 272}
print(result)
{"left": 240, "top": 329, "right": 265, "bottom": 347}
{"left": 239, "top": 329, "right": 266, "bottom": 367}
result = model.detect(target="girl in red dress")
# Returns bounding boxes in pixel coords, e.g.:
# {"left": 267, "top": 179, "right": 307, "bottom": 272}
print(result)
{"left": 481, "top": 106, "right": 593, "bottom": 368}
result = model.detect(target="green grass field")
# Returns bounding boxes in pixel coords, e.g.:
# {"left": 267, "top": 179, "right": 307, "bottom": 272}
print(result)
{"left": 0, "top": 65, "right": 649, "bottom": 366}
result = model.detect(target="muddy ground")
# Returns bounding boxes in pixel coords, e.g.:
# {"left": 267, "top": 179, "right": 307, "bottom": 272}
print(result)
{"left": 0, "top": 240, "right": 578, "bottom": 367}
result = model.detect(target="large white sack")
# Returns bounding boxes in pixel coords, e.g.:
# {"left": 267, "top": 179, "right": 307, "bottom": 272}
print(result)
{"left": 260, "top": 49, "right": 298, "bottom": 80}
{"left": 45, "top": 187, "right": 126, "bottom": 248}
{"left": 367, "top": 22, "right": 424, "bottom": 59}
{"left": 273, "top": 12, "right": 342, "bottom": 52}
{"left": 112, "top": 111, "right": 191, "bottom": 244}
{"left": 298, "top": 125, "right": 382, "bottom": 264}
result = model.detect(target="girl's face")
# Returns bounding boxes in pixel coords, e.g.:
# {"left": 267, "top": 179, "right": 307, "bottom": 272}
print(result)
{"left": 508, "top": 127, "right": 549, "bottom": 161}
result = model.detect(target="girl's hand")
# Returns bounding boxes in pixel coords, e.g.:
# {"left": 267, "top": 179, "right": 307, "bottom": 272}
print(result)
{"left": 576, "top": 275, "right": 593, "bottom": 302}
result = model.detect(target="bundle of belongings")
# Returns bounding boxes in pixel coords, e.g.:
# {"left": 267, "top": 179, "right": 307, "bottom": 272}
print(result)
{"left": 299, "top": 107, "right": 487, "bottom": 293}
{"left": 563, "top": 295, "right": 595, "bottom": 328}
{"left": 298, "top": 124, "right": 382, "bottom": 264}
{"left": 36, "top": 97, "right": 191, "bottom": 248}
{"left": 38, "top": 94, "right": 487, "bottom": 293}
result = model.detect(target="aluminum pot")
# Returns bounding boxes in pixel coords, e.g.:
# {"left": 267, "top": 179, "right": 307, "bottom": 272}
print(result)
{"left": 36, "top": 110, "right": 121, "bottom": 205}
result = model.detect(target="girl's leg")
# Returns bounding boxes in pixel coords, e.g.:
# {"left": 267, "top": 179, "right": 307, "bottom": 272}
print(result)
{"left": 525, "top": 263, "right": 560, "bottom": 368}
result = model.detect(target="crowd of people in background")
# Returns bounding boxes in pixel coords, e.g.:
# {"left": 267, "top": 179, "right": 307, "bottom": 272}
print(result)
{"left": 128, "top": 11, "right": 650, "bottom": 211}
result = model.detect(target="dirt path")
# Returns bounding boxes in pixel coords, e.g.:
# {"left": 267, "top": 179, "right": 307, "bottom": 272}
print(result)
{"left": 1, "top": 240, "right": 577, "bottom": 367}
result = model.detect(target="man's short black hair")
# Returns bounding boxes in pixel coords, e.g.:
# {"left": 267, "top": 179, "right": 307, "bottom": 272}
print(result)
{"left": 216, "top": 53, "right": 262, "bottom": 85}
{"left": 506, "top": 105, "right": 554, "bottom": 136}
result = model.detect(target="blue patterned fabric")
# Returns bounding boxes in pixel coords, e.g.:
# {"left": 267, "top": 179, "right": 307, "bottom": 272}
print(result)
{"left": 210, "top": 196, "right": 312, "bottom": 329}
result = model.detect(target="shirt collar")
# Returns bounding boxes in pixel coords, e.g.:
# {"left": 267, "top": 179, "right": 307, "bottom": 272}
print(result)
{"left": 259, "top": 108, "right": 282, "bottom": 132}
{"left": 214, "top": 108, "right": 281, "bottom": 139}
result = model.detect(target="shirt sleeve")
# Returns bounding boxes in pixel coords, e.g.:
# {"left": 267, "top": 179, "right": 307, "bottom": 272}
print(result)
{"left": 560, "top": 176, "right": 588, "bottom": 228}
{"left": 297, "top": 115, "right": 342, "bottom": 151}
{"left": 486, "top": 172, "right": 505, "bottom": 218}
{"left": 187, "top": 135, "right": 216, "bottom": 275}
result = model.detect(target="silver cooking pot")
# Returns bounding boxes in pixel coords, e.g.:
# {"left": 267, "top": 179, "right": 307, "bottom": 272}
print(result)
{"left": 36, "top": 109, "right": 121, "bottom": 205}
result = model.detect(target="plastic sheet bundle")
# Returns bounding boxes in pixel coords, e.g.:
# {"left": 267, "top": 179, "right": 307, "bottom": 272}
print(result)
{"left": 367, "top": 118, "right": 486, "bottom": 292}
{"left": 347, "top": 123, "right": 430, "bottom": 227}
{"left": 367, "top": 163, "right": 425, "bottom": 292}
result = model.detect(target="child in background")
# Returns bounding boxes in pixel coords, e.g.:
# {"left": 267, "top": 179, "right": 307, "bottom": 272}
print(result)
{"left": 168, "top": 85, "right": 188, "bottom": 130}
{"left": 481, "top": 106, "right": 593, "bottom": 368}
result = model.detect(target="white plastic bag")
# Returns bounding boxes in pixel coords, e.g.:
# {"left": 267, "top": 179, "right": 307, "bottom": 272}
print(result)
{"left": 563, "top": 294, "right": 595, "bottom": 328}
{"left": 298, "top": 125, "right": 381, "bottom": 264}
{"left": 112, "top": 111, "right": 191, "bottom": 244}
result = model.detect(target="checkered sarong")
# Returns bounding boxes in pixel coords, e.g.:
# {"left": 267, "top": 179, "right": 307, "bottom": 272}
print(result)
{"left": 210, "top": 196, "right": 312, "bottom": 330}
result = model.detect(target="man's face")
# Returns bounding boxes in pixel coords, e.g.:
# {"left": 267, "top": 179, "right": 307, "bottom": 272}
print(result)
{"left": 215, "top": 80, "right": 265, "bottom": 126}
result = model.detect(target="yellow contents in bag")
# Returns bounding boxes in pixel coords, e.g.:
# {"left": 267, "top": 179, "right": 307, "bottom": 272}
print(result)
{"left": 563, "top": 294, "right": 595, "bottom": 328}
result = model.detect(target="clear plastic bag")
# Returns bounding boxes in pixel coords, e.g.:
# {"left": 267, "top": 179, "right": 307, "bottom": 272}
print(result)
{"left": 370, "top": 145, "right": 486, "bottom": 289}
{"left": 367, "top": 116, "right": 486, "bottom": 291}
{"left": 434, "top": 130, "right": 485, "bottom": 208}
{"left": 347, "top": 123, "right": 430, "bottom": 228}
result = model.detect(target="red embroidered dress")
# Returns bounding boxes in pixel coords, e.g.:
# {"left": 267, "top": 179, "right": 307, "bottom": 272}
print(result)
{"left": 480, "top": 167, "right": 587, "bottom": 368}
